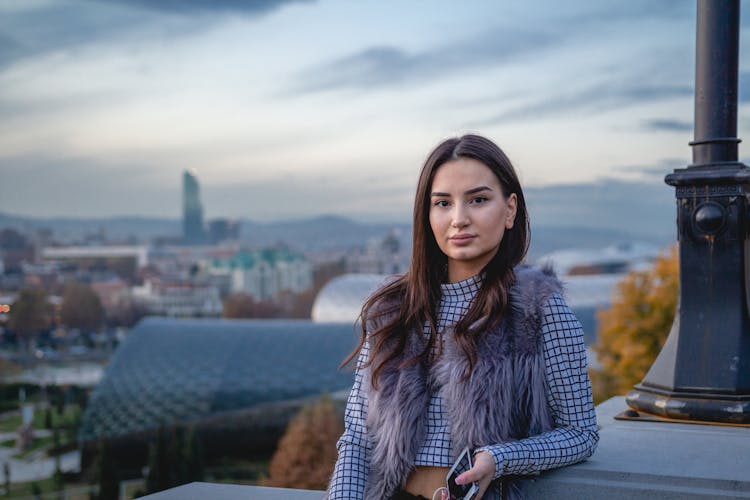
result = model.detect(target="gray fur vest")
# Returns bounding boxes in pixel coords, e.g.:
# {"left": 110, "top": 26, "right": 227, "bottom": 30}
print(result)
{"left": 364, "top": 266, "right": 560, "bottom": 500}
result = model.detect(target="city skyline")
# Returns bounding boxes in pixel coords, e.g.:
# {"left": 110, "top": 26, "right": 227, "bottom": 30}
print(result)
{"left": 0, "top": 0, "right": 748, "bottom": 222}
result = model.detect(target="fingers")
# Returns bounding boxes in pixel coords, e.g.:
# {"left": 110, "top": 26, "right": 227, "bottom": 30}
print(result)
{"left": 455, "top": 469, "right": 478, "bottom": 485}
{"left": 475, "top": 479, "right": 492, "bottom": 500}
{"left": 455, "top": 456, "right": 493, "bottom": 485}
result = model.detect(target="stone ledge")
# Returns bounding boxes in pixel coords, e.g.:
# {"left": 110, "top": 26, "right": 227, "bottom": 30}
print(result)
{"left": 139, "top": 482, "right": 322, "bottom": 499}
{"left": 142, "top": 396, "right": 750, "bottom": 499}
{"left": 525, "top": 396, "right": 750, "bottom": 499}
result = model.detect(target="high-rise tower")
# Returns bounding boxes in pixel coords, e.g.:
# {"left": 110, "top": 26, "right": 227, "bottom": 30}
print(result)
{"left": 182, "top": 170, "right": 206, "bottom": 244}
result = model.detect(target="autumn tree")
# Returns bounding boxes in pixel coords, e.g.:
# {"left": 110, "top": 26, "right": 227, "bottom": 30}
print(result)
{"left": 8, "top": 287, "right": 52, "bottom": 349}
{"left": 60, "top": 282, "right": 104, "bottom": 332}
{"left": 265, "top": 395, "right": 343, "bottom": 490}
{"left": 592, "top": 247, "right": 679, "bottom": 402}
{"left": 222, "top": 293, "right": 280, "bottom": 319}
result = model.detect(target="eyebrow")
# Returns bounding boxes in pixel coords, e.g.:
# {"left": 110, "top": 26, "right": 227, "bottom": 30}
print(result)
{"left": 430, "top": 186, "right": 494, "bottom": 197}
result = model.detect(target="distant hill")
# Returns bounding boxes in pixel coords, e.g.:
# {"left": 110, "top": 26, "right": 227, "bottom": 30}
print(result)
{"left": 0, "top": 212, "right": 410, "bottom": 251}
{"left": 237, "top": 215, "right": 410, "bottom": 250}
{"left": 0, "top": 211, "right": 672, "bottom": 255}
{"left": 527, "top": 225, "right": 672, "bottom": 259}
{"left": 0, "top": 213, "right": 180, "bottom": 241}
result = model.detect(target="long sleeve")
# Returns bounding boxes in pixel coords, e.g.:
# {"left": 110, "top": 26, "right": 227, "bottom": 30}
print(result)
{"left": 326, "top": 342, "right": 372, "bottom": 498}
{"left": 477, "top": 293, "right": 599, "bottom": 478}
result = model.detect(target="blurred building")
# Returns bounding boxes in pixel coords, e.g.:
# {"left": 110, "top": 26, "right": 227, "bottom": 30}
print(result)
{"left": 345, "top": 229, "right": 409, "bottom": 275}
{"left": 131, "top": 277, "right": 222, "bottom": 317}
{"left": 535, "top": 241, "right": 659, "bottom": 276}
{"left": 208, "top": 218, "right": 240, "bottom": 244}
{"left": 0, "top": 228, "right": 35, "bottom": 274}
{"left": 182, "top": 170, "right": 207, "bottom": 245}
{"left": 208, "top": 248, "right": 313, "bottom": 301}
{"left": 40, "top": 245, "right": 148, "bottom": 283}
{"left": 90, "top": 278, "right": 132, "bottom": 318}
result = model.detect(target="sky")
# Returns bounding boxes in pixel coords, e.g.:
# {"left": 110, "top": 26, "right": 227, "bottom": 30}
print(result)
{"left": 0, "top": 0, "right": 749, "bottom": 228}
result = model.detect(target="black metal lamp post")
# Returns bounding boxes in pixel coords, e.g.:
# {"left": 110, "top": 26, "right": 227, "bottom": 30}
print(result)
{"left": 625, "top": 0, "right": 750, "bottom": 424}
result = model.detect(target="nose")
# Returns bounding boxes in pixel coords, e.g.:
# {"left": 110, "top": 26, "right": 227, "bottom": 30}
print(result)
{"left": 451, "top": 205, "right": 469, "bottom": 229}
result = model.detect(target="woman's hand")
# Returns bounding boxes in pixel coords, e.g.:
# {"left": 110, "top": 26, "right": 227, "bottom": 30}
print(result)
{"left": 454, "top": 450, "right": 494, "bottom": 499}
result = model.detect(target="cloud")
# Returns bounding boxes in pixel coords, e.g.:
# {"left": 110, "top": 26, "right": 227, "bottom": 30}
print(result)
{"left": 525, "top": 179, "right": 675, "bottom": 240}
{"left": 0, "top": 2, "right": 155, "bottom": 69}
{"left": 0, "top": 153, "right": 179, "bottom": 218}
{"left": 0, "top": 151, "right": 414, "bottom": 221}
{"left": 0, "top": 32, "right": 25, "bottom": 68}
{"left": 0, "top": 0, "right": 309, "bottom": 70}
{"left": 567, "top": 0, "right": 691, "bottom": 25}
{"left": 472, "top": 82, "right": 692, "bottom": 126}
{"left": 619, "top": 158, "right": 685, "bottom": 176}
{"left": 289, "top": 26, "right": 557, "bottom": 94}
{"left": 642, "top": 119, "right": 693, "bottom": 132}
{"left": 740, "top": 71, "right": 750, "bottom": 103}
{"left": 99, "top": 0, "right": 312, "bottom": 15}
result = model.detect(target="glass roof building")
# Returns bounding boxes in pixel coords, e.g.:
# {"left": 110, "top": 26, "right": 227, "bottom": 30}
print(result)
{"left": 311, "top": 273, "right": 389, "bottom": 323}
{"left": 80, "top": 317, "right": 358, "bottom": 443}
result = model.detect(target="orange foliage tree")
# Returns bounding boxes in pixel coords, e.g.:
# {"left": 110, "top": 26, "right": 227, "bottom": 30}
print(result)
{"left": 265, "top": 395, "right": 343, "bottom": 490}
{"left": 592, "top": 246, "right": 679, "bottom": 402}
{"left": 222, "top": 293, "right": 280, "bottom": 318}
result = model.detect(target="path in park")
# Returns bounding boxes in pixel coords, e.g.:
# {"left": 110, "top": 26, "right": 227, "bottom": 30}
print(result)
{"left": 0, "top": 430, "right": 80, "bottom": 483}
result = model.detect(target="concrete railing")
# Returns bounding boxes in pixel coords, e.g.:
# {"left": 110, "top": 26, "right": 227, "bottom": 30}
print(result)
{"left": 142, "top": 397, "right": 750, "bottom": 499}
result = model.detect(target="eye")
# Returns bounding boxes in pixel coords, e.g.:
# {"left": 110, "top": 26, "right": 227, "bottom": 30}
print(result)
{"left": 433, "top": 200, "right": 450, "bottom": 207}
{"left": 470, "top": 196, "right": 489, "bottom": 205}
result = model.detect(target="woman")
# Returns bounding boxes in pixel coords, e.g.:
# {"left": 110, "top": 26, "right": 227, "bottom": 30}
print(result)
{"left": 326, "top": 134, "right": 598, "bottom": 500}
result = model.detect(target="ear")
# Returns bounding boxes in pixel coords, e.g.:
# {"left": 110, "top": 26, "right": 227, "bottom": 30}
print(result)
{"left": 505, "top": 193, "right": 518, "bottom": 229}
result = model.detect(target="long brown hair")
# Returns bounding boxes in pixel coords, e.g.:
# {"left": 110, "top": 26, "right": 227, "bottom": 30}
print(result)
{"left": 344, "top": 134, "right": 530, "bottom": 388}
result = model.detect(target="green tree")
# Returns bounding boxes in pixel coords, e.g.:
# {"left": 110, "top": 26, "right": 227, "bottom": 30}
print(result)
{"left": 167, "top": 425, "right": 186, "bottom": 487}
{"left": 144, "top": 424, "right": 203, "bottom": 493}
{"left": 265, "top": 395, "right": 343, "bottom": 490}
{"left": 60, "top": 282, "right": 104, "bottom": 332}
{"left": 145, "top": 427, "right": 170, "bottom": 494}
{"left": 592, "top": 247, "right": 679, "bottom": 402}
{"left": 30, "top": 482, "right": 41, "bottom": 500}
{"left": 52, "top": 427, "right": 63, "bottom": 499}
{"left": 8, "top": 287, "right": 52, "bottom": 349}
{"left": 93, "top": 438, "right": 118, "bottom": 500}
{"left": 184, "top": 426, "right": 205, "bottom": 484}
{"left": 45, "top": 408, "right": 53, "bottom": 430}
{"left": 4, "top": 462, "right": 10, "bottom": 497}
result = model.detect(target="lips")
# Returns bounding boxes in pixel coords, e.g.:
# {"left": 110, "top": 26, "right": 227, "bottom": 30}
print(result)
{"left": 450, "top": 234, "right": 476, "bottom": 245}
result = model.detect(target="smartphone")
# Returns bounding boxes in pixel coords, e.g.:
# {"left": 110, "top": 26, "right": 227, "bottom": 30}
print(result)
{"left": 446, "top": 447, "right": 479, "bottom": 500}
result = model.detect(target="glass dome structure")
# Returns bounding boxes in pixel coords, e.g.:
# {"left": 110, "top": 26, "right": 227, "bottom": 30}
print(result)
{"left": 80, "top": 317, "right": 357, "bottom": 443}
{"left": 311, "top": 273, "right": 390, "bottom": 323}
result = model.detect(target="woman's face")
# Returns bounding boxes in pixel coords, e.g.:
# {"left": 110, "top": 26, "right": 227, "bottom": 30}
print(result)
{"left": 429, "top": 157, "right": 517, "bottom": 283}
